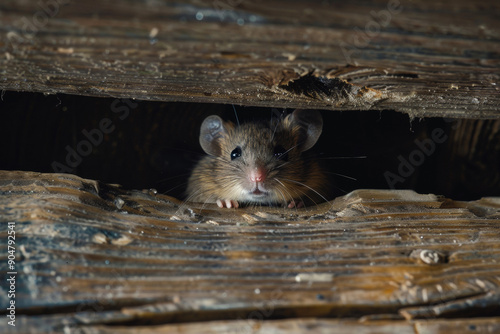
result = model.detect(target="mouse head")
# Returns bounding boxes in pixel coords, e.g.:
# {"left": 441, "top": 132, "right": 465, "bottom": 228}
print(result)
{"left": 198, "top": 109, "right": 323, "bottom": 204}
{"left": 200, "top": 109, "right": 322, "bottom": 157}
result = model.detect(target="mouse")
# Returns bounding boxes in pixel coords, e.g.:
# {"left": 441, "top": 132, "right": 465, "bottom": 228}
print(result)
{"left": 186, "top": 109, "right": 330, "bottom": 208}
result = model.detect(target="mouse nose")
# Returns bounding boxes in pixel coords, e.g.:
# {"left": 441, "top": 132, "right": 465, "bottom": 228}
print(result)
{"left": 250, "top": 167, "right": 266, "bottom": 183}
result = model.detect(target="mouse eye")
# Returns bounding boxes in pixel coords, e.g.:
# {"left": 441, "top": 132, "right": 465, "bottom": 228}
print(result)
{"left": 230, "top": 146, "right": 242, "bottom": 160}
{"left": 274, "top": 145, "right": 288, "bottom": 161}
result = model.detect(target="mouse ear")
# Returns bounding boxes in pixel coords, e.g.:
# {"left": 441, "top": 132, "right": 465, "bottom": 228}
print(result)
{"left": 199, "top": 115, "right": 229, "bottom": 156}
{"left": 288, "top": 109, "right": 323, "bottom": 151}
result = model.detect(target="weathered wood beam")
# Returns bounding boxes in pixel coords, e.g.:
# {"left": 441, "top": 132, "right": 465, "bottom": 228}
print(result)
{"left": 1, "top": 171, "right": 499, "bottom": 332}
{"left": 1, "top": 0, "right": 499, "bottom": 118}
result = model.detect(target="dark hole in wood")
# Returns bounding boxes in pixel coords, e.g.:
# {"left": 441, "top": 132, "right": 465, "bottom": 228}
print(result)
{"left": 1, "top": 90, "right": 499, "bottom": 201}
{"left": 279, "top": 73, "right": 352, "bottom": 99}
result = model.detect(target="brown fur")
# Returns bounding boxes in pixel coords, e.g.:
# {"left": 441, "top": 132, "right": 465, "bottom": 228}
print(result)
{"left": 186, "top": 110, "right": 330, "bottom": 207}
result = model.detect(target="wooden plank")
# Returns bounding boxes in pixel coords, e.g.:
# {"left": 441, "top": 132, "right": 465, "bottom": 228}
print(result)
{"left": 0, "top": 170, "right": 499, "bottom": 332}
{"left": 7, "top": 316, "right": 500, "bottom": 334}
{"left": 1, "top": 0, "right": 499, "bottom": 118}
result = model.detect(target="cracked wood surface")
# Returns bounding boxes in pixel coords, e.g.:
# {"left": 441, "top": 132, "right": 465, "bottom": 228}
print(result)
{"left": 1, "top": 0, "right": 499, "bottom": 118}
{"left": 0, "top": 170, "right": 499, "bottom": 333}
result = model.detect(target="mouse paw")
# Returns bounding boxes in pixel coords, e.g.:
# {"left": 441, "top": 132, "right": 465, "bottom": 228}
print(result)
{"left": 216, "top": 199, "right": 240, "bottom": 209}
{"left": 287, "top": 200, "right": 304, "bottom": 209}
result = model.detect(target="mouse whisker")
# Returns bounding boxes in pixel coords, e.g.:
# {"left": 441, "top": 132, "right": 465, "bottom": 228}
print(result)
{"left": 273, "top": 180, "right": 290, "bottom": 207}
{"left": 329, "top": 183, "right": 348, "bottom": 195}
{"left": 195, "top": 193, "right": 218, "bottom": 212}
{"left": 177, "top": 188, "right": 206, "bottom": 216}
{"left": 279, "top": 177, "right": 329, "bottom": 203}
{"left": 275, "top": 161, "right": 291, "bottom": 170}
{"left": 270, "top": 117, "right": 282, "bottom": 142}
{"left": 232, "top": 104, "right": 240, "bottom": 127}
{"left": 294, "top": 187, "right": 319, "bottom": 207}
{"left": 325, "top": 172, "right": 358, "bottom": 181}
{"left": 181, "top": 187, "right": 203, "bottom": 204}
{"left": 274, "top": 178, "right": 302, "bottom": 211}
{"left": 286, "top": 185, "right": 310, "bottom": 210}
{"left": 278, "top": 177, "right": 318, "bottom": 207}
{"left": 269, "top": 110, "right": 274, "bottom": 140}
{"left": 162, "top": 181, "right": 190, "bottom": 197}
{"left": 214, "top": 156, "right": 241, "bottom": 170}
{"left": 280, "top": 144, "right": 299, "bottom": 158}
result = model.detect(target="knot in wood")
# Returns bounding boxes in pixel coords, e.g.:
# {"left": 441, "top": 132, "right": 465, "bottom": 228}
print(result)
{"left": 410, "top": 249, "right": 447, "bottom": 265}
{"left": 420, "top": 249, "right": 440, "bottom": 264}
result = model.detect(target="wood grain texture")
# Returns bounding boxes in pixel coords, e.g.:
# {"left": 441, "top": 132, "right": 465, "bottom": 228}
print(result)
{"left": 1, "top": 0, "right": 499, "bottom": 118}
{"left": 0, "top": 170, "right": 499, "bottom": 332}
{"left": 9, "top": 317, "right": 500, "bottom": 334}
